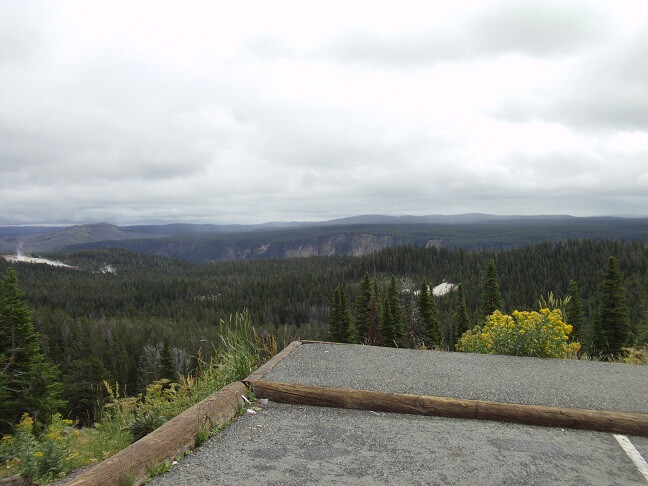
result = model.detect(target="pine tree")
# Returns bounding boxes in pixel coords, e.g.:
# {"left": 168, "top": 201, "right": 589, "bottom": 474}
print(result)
{"left": 327, "top": 286, "right": 342, "bottom": 342}
{"left": 339, "top": 286, "right": 353, "bottom": 343}
{"left": 417, "top": 278, "right": 439, "bottom": 347}
{"left": 452, "top": 283, "right": 470, "bottom": 346}
{"left": 594, "top": 257, "right": 630, "bottom": 358}
{"left": 160, "top": 336, "right": 177, "bottom": 381}
{"left": 0, "top": 269, "right": 63, "bottom": 433}
{"left": 366, "top": 293, "right": 381, "bottom": 346}
{"left": 373, "top": 281, "right": 381, "bottom": 304}
{"left": 400, "top": 288, "right": 418, "bottom": 348}
{"left": 0, "top": 353, "right": 6, "bottom": 422}
{"left": 565, "top": 280, "right": 585, "bottom": 342}
{"left": 381, "top": 295, "right": 396, "bottom": 347}
{"left": 63, "top": 356, "right": 107, "bottom": 426}
{"left": 479, "top": 259, "right": 503, "bottom": 322}
{"left": 639, "top": 271, "right": 648, "bottom": 345}
{"left": 327, "top": 284, "right": 352, "bottom": 343}
{"left": 387, "top": 276, "right": 404, "bottom": 345}
{"left": 353, "top": 272, "right": 373, "bottom": 344}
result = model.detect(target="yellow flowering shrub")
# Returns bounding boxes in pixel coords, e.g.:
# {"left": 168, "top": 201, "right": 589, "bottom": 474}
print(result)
{"left": 0, "top": 413, "right": 75, "bottom": 481}
{"left": 456, "top": 309, "right": 581, "bottom": 358}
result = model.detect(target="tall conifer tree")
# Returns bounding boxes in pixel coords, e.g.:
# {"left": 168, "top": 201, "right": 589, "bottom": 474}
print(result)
{"left": 0, "top": 354, "right": 6, "bottom": 424}
{"left": 326, "top": 286, "right": 342, "bottom": 342}
{"left": 327, "top": 284, "right": 352, "bottom": 343}
{"left": 565, "top": 280, "right": 585, "bottom": 342}
{"left": 479, "top": 259, "right": 503, "bottom": 322}
{"left": 353, "top": 272, "right": 373, "bottom": 344}
{"left": 594, "top": 257, "right": 630, "bottom": 358}
{"left": 160, "top": 336, "right": 177, "bottom": 381}
{"left": 366, "top": 293, "right": 381, "bottom": 346}
{"left": 0, "top": 269, "right": 62, "bottom": 433}
{"left": 417, "top": 278, "right": 439, "bottom": 347}
{"left": 387, "top": 276, "right": 404, "bottom": 345}
{"left": 452, "top": 283, "right": 470, "bottom": 346}
{"left": 381, "top": 295, "right": 396, "bottom": 347}
{"left": 639, "top": 271, "right": 648, "bottom": 344}
{"left": 339, "top": 286, "right": 353, "bottom": 344}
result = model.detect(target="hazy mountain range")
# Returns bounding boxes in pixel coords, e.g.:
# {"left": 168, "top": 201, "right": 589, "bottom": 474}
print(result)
{"left": 1, "top": 214, "right": 647, "bottom": 264}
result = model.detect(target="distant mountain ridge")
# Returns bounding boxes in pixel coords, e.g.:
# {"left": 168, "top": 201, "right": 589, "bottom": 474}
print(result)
{"left": 0, "top": 223, "right": 155, "bottom": 253}
{"left": 1, "top": 214, "right": 647, "bottom": 264}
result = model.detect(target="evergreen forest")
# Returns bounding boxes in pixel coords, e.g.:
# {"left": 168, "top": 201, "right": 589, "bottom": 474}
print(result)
{"left": 1, "top": 238, "right": 648, "bottom": 431}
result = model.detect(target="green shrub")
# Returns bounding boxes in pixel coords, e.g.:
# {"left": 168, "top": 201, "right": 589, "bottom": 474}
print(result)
{"left": 128, "top": 411, "right": 166, "bottom": 443}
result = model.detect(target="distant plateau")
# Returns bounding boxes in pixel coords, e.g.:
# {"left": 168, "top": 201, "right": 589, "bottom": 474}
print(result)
{"left": 1, "top": 214, "right": 647, "bottom": 264}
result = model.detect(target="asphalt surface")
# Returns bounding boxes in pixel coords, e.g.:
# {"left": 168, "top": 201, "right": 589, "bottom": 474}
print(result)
{"left": 151, "top": 401, "right": 648, "bottom": 486}
{"left": 262, "top": 342, "right": 648, "bottom": 414}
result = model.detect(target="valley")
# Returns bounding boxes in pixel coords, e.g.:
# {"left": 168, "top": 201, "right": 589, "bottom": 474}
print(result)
{"left": 2, "top": 214, "right": 648, "bottom": 264}
{"left": 2, "top": 224, "right": 648, "bottom": 482}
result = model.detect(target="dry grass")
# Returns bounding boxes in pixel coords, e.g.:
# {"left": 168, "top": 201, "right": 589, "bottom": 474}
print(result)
{"left": 620, "top": 346, "right": 648, "bottom": 365}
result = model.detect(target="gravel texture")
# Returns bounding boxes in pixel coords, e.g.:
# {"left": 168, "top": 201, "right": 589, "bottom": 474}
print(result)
{"left": 262, "top": 343, "right": 648, "bottom": 414}
{"left": 150, "top": 401, "right": 648, "bottom": 485}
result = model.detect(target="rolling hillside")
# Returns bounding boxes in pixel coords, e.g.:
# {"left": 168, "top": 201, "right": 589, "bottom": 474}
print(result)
{"left": 2, "top": 215, "right": 648, "bottom": 263}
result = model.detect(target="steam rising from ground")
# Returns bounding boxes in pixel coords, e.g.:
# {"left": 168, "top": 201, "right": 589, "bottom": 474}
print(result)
{"left": 2, "top": 253, "right": 75, "bottom": 268}
{"left": 1, "top": 242, "right": 75, "bottom": 268}
{"left": 1, "top": 245, "right": 119, "bottom": 273}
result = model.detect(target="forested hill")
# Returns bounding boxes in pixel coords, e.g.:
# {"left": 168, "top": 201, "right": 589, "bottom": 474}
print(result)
{"left": 1, "top": 215, "right": 648, "bottom": 263}
{"left": 1, "top": 239, "right": 647, "bottom": 425}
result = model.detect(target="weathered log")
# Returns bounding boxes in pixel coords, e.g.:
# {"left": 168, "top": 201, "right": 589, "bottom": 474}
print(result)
{"left": 64, "top": 381, "right": 247, "bottom": 486}
{"left": 249, "top": 380, "right": 648, "bottom": 437}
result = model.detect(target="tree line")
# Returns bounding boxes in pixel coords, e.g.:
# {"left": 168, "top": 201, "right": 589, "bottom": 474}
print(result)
{"left": 1, "top": 239, "right": 647, "bottom": 431}
{"left": 326, "top": 256, "right": 635, "bottom": 359}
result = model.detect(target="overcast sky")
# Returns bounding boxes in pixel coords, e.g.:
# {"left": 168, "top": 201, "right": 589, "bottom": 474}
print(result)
{"left": 2, "top": 0, "right": 648, "bottom": 225}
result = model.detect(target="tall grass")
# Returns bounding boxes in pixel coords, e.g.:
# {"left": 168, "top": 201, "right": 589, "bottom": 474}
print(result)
{"left": 218, "top": 310, "right": 277, "bottom": 384}
{"left": 0, "top": 311, "right": 275, "bottom": 483}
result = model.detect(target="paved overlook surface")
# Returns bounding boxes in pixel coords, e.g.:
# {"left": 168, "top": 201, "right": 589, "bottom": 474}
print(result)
{"left": 263, "top": 342, "right": 648, "bottom": 414}
{"left": 152, "top": 402, "right": 648, "bottom": 486}
{"left": 150, "top": 343, "right": 648, "bottom": 485}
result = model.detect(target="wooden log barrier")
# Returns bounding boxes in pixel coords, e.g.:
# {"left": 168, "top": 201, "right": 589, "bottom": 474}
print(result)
{"left": 65, "top": 381, "right": 248, "bottom": 486}
{"left": 248, "top": 380, "right": 648, "bottom": 437}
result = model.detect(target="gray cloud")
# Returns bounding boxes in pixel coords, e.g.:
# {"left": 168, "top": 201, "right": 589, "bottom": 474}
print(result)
{"left": 493, "top": 23, "right": 648, "bottom": 130}
{"left": 0, "top": 3, "right": 49, "bottom": 64}
{"left": 0, "top": 1, "right": 647, "bottom": 225}
{"left": 318, "top": 1, "right": 611, "bottom": 67}
{"left": 243, "top": 36, "right": 296, "bottom": 61}
{"left": 470, "top": 1, "right": 611, "bottom": 57}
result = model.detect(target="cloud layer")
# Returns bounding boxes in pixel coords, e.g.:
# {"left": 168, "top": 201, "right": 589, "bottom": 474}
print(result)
{"left": 1, "top": 0, "right": 647, "bottom": 224}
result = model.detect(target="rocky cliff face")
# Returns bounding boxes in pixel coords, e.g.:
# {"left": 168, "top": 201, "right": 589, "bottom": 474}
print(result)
{"left": 159, "top": 233, "right": 400, "bottom": 262}
{"left": 127, "top": 233, "right": 404, "bottom": 263}
{"left": 283, "top": 234, "right": 400, "bottom": 258}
